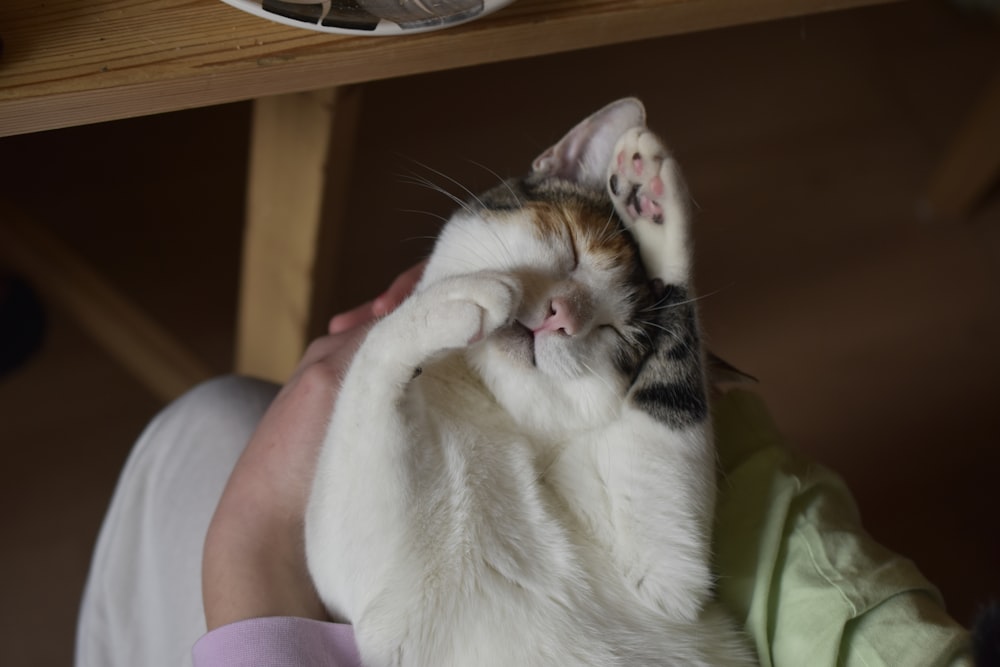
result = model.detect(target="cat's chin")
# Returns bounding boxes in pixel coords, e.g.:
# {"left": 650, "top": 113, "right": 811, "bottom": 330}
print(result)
{"left": 488, "top": 321, "right": 536, "bottom": 366}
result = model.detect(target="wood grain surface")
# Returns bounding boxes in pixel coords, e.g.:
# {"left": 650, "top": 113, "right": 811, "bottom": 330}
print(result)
{"left": 0, "top": 0, "right": 902, "bottom": 136}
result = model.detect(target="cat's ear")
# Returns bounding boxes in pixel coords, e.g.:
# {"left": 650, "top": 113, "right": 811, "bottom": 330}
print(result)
{"left": 532, "top": 98, "right": 646, "bottom": 189}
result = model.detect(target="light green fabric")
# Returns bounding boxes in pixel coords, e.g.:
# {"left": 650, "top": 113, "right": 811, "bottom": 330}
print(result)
{"left": 711, "top": 390, "right": 972, "bottom": 667}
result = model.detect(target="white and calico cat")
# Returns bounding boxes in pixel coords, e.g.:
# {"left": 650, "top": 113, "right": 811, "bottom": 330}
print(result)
{"left": 305, "top": 98, "right": 756, "bottom": 666}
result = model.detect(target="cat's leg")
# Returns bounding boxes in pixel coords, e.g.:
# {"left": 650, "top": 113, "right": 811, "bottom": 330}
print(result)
{"left": 607, "top": 126, "right": 708, "bottom": 431}
{"left": 602, "top": 128, "right": 719, "bottom": 622}
{"left": 320, "top": 271, "right": 522, "bottom": 469}
{"left": 363, "top": 271, "right": 522, "bottom": 373}
{"left": 307, "top": 270, "right": 521, "bottom": 623}
{"left": 607, "top": 127, "right": 691, "bottom": 285}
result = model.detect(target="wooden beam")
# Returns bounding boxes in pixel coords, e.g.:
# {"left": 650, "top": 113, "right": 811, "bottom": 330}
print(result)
{"left": 925, "top": 73, "right": 1000, "bottom": 221}
{"left": 0, "top": 0, "right": 905, "bottom": 137}
{"left": 0, "top": 203, "right": 214, "bottom": 402}
{"left": 235, "top": 85, "right": 363, "bottom": 382}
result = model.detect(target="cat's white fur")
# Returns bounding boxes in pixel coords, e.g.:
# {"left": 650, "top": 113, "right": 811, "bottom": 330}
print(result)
{"left": 306, "top": 99, "right": 754, "bottom": 666}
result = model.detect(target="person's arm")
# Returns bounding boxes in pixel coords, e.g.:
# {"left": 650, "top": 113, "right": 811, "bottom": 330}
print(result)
{"left": 193, "top": 618, "right": 361, "bottom": 667}
{"left": 196, "top": 263, "right": 425, "bottom": 666}
{"left": 712, "top": 389, "right": 973, "bottom": 667}
{"left": 197, "top": 259, "right": 973, "bottom": 667}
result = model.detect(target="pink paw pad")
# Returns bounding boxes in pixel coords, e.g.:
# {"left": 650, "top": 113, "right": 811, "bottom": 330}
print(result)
{"left": 610, "top": 136, "right": 669, "bottom": 226}
{"left": 631, "top": 152, "right": 644, "bottom": 177}
{"left": 649, "top": 175, "right": 665, "bottom": 198}
{"left": 638, "top": 195, "right": 663, "bottom": 223}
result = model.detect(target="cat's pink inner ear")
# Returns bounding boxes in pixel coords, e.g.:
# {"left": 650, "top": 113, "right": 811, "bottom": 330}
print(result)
{"left": 531, "top": 98, "right": 647, "bottom": 189}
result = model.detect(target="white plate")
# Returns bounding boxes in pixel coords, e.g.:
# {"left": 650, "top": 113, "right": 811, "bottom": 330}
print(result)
{"left": 221, "top": 0, "right": 516, "bottom": 36}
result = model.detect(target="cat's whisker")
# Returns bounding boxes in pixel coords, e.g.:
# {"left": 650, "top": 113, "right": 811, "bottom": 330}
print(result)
{"left": 396, "top": 208, "right": 451, "bottom": 224}
{"left": 400, "top": 235, "right": 441, "bottom": 246}
{"left": 401, "top": 167, "right": 520, "bottom": 273}
{"left": 435, "top": 249, "right": 492, "bottom": 273}
{"left": 638, "top": 319, "right": 686, "bottom": 345}
{"left": 453, "top": 218, "right": 520, "bottom": 273}
{"left": 466, "top": 159, "right": 522, "bottom": 208}
{"left": 396, "top": 171, "right": 443, "bottom": 192}
{"left": 632, "top": 325, "right": 655, "bottom": 346}
{"left": 639, "top": 318, "right": 680, "bottom": 338}
{"left": 596, "top": 210, "right": 623, "bottom": 245}
{"left": 640, "top": 288, "right": 720, "bottom": 315}
{"left": 446, "top": 223, "right": 513, "bottom": 269}
{"left": 397, "top": 170, "right": 471, "bottom": 209}
{"left": 437, "top": 228, "right": 520, "bottom": 274}
{"left": 407, "top": 159, "right": 489, "bottom": 212}
{"left": 484, "top": 224, "right": 518, "bottom": 269}
{"left": 640, "top": 321, "right": 701, "bottom": 362}
{"left": 622, "top": 326, "right": 648, "bottom": 348}
{"left": 398, "top": 172, "right": 479, "bottom": 218}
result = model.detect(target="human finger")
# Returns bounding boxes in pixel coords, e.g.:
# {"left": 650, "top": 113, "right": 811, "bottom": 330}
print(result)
{"left": 372, "top": 260, "right": 427, "bottom": 317}
{"left": 328, "top": 299, "right": 377, "bottom": 335}
{"left": 297, "top": 325, "right": 368, "bottom": 373}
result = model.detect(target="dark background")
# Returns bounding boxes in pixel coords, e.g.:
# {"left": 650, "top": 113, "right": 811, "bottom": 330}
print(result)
{"left": 1, "top": 1, "right": 998, "bottom": 663}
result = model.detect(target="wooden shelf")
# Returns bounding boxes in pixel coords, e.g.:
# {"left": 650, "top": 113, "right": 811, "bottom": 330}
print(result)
{"left": 0, "top": 0, "right": 907, "bottom": 389}
{"left": 0, "top": 0, "right": 901, "bottom": 137}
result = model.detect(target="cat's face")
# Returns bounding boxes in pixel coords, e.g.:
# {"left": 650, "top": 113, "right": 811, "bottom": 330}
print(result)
{"left": 421, "top": 182, "right": 655, "bottom": 432}
{"left": 417, "top": 98, "right": 660, "bottom": 432}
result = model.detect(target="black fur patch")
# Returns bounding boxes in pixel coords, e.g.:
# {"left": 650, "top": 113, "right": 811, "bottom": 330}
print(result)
{"left": 624, "top": 183, "right": 642, "bottom": 216}
{"left": 632, "top": 380, "right": 708, "bottom": 428}
{"left": 477, "top": 179, "right": 529, "bottom": 211}
{"left": 626, "top": 283, "right": 708, "bottom": 429}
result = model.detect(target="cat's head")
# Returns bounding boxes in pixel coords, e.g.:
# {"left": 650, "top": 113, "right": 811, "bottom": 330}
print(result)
{"left": 421, "top": 99, "right": 665, "bottom": 433}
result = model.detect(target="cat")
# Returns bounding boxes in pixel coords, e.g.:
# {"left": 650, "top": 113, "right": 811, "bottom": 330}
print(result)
{"left": 305, "top": 98, "right": 756, "bottom": 666}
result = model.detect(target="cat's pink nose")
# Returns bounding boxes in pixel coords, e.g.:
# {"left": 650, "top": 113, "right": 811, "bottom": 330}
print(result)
{"left": 534, "top": 297, "right": 579, "bottom": 336}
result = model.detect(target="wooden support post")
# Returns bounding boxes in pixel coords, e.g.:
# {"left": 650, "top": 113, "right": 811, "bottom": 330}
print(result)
{"left": 235, "top": 85, "right": 363, "bottom": 383}
{"left": 0, "top": 203, "right": 214, "bottom": 403}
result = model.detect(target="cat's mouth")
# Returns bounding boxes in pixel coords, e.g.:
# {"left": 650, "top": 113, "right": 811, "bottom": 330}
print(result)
{"left": 492, "top": 320, "right": 536, "bottom": 366}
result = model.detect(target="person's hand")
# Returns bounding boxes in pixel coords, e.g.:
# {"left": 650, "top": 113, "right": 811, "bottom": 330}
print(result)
{"left": 326, "top": 261, "right": 426, "bottom": 335}
{"left": 202, "top": 261, "right": 425, "bottom": 630}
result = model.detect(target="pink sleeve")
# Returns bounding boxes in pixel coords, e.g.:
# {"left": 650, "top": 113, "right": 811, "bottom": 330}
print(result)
{"left": 192, "top": 617, "right": 363, "bottom": 667}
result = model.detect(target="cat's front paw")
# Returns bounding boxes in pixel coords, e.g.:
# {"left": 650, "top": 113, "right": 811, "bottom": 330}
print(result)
{"left": 607, "top": 127, "right": 691, "bottom": 284}
{"left": 419, "top": 272, "right": 522, "bottom": 353}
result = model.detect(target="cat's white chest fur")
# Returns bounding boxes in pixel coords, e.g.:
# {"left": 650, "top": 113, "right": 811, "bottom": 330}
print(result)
{"left": 308, "top": 356, "right": 735, "bottom": 666}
